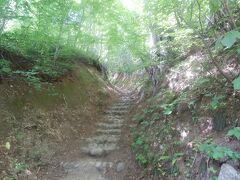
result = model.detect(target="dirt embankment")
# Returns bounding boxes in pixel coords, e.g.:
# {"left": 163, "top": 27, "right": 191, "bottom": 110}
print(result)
{"left": 0, "top": 63, "right": 117, "bottom": 179}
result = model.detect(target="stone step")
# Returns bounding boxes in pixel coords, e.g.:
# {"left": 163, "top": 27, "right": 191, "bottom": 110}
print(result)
{"left": 96, "top": 123, "right": 123, "bottom": 129}
{"left": 106, "top": 119, "right": 124, "bottom": 124}
{"left": 96, "top": 129, "right": 121, "bottom": 135}
{"left": 61, "top": 160, "right": 112, "bottom": 179}
{"left": 110, "top": 106, "right": 129, "bottom": 110}
{"left": 86, "top": 135, "right": 120, "bottom": 144}
{"left": 119, "top": 100, "right": 131, "bottom": 102}
{"left": 105, "top": 110, "right": 128, "bottom": 115}
{"left": 107, "top": 114, "right": 123, "bottom": 119}
{"left": 61, "top": 159, "right": 107, "bottom": 180}
{"left": 94, "top": 161, "right": 113, "bottom": 172}
{"left": 82, "top": 143, "right": 118, "bottom": 157}
{"left": 113, "top": 104, "right": 131, "bottom": 108}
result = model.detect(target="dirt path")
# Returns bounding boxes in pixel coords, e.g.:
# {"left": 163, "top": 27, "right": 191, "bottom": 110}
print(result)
{"left": 45, "top": 93, "right": 142, "bottom": 180}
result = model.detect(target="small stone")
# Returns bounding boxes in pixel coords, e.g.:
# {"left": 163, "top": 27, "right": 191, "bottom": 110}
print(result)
{"left": 109, "top": 162, "right": 113, "bottom": 168}
{"left": 116, "top": 162, "right": 125, "bottom": 172}
{"left": 25, "top": 169, "right": 32, "bottom": 175}
{"left": 74, "top": 163, "right": 81, "bottom": 168}
{"left": 218, "top": 164, "right": 240, "bottom": 180}
{"left": 95, "top": 162, "right": 106, "bottom": 171}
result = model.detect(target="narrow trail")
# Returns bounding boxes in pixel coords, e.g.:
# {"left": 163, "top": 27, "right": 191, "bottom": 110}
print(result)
{"left": 58, "top": 93, "right": 135, "bottom": 180}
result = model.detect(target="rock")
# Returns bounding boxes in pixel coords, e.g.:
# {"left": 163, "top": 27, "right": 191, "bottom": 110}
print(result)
{"left": 218, "top": 164, "right": 240, "bottom": 180}
{"left": 95, "top": 162, "right": 106, "bottom": 171}
{"left": 116, "top": 162, "right": 125, "bottom": 172}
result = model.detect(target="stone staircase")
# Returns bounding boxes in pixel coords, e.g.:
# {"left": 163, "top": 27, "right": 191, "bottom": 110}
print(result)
{"left": 59, "top": 94, "right": 134, "bottom": 180}
{"left": 82, "top": 95, "right": 133, "bottom": 157}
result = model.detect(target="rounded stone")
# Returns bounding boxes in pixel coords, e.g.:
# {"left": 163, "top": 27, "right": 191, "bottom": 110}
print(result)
{"left": 116, "top": 162, "right": 125, "bottom": 172}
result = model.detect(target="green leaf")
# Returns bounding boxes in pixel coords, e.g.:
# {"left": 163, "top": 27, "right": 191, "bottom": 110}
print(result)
{"left": 2, "top": 67, "right": 11, "bottom": 73}
{"left": 227, "top": 127, "right": 240, "bottom": 140}
{"left": 171, "top": 158, "right": 177, "bottom": 165}
{"left": 135, "top": 138, "right": 144, "bottom": 145}
{"left": 159, "top": 155, "right": 170, "bottom": 160}
{"left": 163, "top": 108, "right": 172, "bottom": 115}
{"left": 233, "top": 76, "right": 240, "bottom": 90}
{"left": 221, "top": 31, "right": 240, "bottom": 48}
{"left": 212, "top": 148, "right": 225, "bottom": 160}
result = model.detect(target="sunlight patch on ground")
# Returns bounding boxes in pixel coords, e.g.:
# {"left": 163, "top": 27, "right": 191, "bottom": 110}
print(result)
{"left": 167, "top": 52, "right": 205, "bottom": 92}
{"left": 180, "top": 129, "right": 189, "bottom": 141}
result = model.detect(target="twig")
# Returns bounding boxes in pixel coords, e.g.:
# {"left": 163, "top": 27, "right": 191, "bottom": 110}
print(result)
{"left": 191, "top": 151, "right": 198, "bottom": 169}
{"left": 36, "top": 167, "right": 41, "bottom": 175}
{"left": 62, "top": 94, "right": 68, "bottom": 108}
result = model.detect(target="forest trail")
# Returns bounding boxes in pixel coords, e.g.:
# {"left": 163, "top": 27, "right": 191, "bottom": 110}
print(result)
{"left": 48, "top": 92, "right": 136, "bottom": 180}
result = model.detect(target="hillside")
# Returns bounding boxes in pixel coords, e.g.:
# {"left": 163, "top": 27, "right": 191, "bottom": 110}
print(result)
{"left": 1, "top": 0, "right": 240, "bottom": 180}
{"left": 0, "top": 63, "right": 116, "bottom": 179}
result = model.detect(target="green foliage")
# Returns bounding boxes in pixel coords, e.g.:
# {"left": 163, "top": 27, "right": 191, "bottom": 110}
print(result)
{"left": 161, "top": 103, "right": 175, "bottom": 115}
{"left": 11, "top": 160, "right": 28, "bottom": 173}
{"left": 0, "top": 59, "right": 12, "bottom": 76}
{"left": 199, "top": 143, "right": 240, "bottom": 160}
{"left": 6, "top": 177, "right": 14, "bottom": 180}
{"left": 158, "top": 152, "right": 183, "bottom": 176}
{"left": 209, "top": 95, "right": 226, "bottom": 110}
{"left": 136, "top": 153, "right": 148, "bottom": 167}
{"left": 216, "top": 31, "right": 240, "bottom": 49}
{"left": 132, "top": 135, "right": 150, "bottom": 167}
{"left": 233, "top": 76, "right": 240, "bottom": 90}
{"left": 0, "top": 0, "right": 238, "bottom": 77}
{"left": 14, "top": 70, "right": 41, "bottom": 90}
{"left": 133, "top": 113, "right": 145, "bottom": 123}
{"left": 227, "top": 127, "right": 240, "bottom": 140}
{"left": 155, "top": 89, "right": 177, "bottom": 104}
{"left": 131, "top": 91, "right": 182, "bottom": 177}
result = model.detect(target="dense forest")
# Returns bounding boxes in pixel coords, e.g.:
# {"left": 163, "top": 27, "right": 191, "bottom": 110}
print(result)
{"left": 1, "top": 0, "right": 240, "bottom": 179}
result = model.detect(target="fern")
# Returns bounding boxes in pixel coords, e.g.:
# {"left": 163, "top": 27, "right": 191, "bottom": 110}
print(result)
{"left": 227, "top": 127, "right": 240, "bottom": 140}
